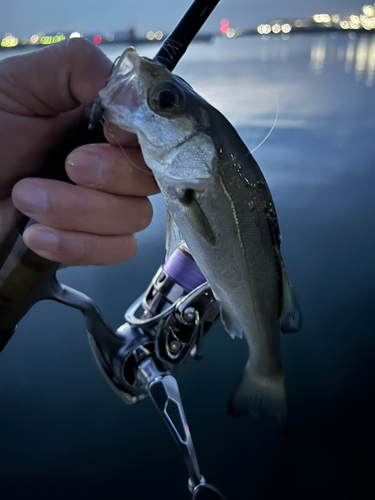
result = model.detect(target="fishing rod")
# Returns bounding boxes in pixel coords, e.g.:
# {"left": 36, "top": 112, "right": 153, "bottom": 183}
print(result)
{"left": 0, "top": 1, "right": 227, "bottom": 498}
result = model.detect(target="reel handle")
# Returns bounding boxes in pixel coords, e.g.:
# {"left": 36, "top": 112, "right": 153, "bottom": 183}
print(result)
{"left": 137, "top": 357, "right": 226, "bottom": 499}
{"left": 138, "top": 357, "right": 203, "bottom": 487}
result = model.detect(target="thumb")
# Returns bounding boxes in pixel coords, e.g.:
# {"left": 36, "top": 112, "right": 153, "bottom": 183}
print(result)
{"left": 0, "top": 38, "right": 112, "bottom": 117}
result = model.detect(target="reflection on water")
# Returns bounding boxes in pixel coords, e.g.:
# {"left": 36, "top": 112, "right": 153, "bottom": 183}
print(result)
{"left": 0, "top": 34, "right": 374, "bottom": 500}
{"left": 309, "top": 33, "right": 375, "bottom": 85}
{"left": 345, "top": 39, "right": 356, "bottom": 73}
{"left": 310, "top": 39, "right": 326, "bottom": 73}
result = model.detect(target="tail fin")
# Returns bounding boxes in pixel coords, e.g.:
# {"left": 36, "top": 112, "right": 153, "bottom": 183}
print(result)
{"left": 227, "top": 369, "right": 289, "bottom": 428}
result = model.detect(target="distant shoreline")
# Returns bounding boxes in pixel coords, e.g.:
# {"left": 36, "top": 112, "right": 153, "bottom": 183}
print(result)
{"left": 1, "top": 27, "right": 373, "bottom": 53}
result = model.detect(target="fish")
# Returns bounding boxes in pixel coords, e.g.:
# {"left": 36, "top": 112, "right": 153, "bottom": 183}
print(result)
{"left": 99, "top": 48, "right": 302, "bottom": 426}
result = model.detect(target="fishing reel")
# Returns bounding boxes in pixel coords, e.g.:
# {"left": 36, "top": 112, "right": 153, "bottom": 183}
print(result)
{"left": 84, "top": 245, "right": 226, "bottom": 499}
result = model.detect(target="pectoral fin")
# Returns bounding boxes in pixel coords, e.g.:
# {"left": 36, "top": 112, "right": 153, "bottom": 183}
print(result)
{"left": 165, "top": 210, "right": 184, "bottom": 261}
{"left": 179, "top": 189, "right": 216, "bottom": 245}
{"left": 280, "top": 263, "right": 302, "bottom": 333}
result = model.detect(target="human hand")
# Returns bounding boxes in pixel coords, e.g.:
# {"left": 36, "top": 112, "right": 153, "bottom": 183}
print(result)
{"left": 0, "top": 39, "right": 159, "bottom": 266}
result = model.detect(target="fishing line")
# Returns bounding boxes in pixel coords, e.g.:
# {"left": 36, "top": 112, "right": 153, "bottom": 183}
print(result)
{"left": 250, "top": 95, "right": 279, "bottom": 154}
{"left": 101, "top": 117, "right": 154, "bottom": 177}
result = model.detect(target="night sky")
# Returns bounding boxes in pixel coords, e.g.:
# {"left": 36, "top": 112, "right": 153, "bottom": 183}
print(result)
{"left": 1, "top": 0, "right": 370, "bottom": 37}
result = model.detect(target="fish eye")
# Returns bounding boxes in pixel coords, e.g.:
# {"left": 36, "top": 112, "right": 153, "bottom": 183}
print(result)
{"left": 159, "top": 89, "right": 176, "bottom": 108}
{"left": 149, "top": 83, "right": 185, "bottom": 115}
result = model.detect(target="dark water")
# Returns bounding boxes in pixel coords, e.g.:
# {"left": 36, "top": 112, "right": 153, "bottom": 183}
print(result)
{"left": 1, "top": 34, "right": 374, "bottom": 499}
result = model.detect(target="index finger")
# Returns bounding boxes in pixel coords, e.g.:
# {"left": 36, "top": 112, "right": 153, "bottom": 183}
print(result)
{"left": 0, "top": 38, "right": 112, "bottom": 117}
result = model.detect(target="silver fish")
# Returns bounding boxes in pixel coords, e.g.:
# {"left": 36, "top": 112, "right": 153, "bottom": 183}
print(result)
{"left": 99, "top": 48, "right": 301, "bottom": 425}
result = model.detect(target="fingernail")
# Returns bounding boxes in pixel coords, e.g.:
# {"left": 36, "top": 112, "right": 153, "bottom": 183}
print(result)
{"left": 23, "top": 226, "right": 58, "bottom": 252}
{"left": 13, "top": 181, "right": 47, "bottom": 214}
{"left": 66, "top": 149, "right": 103, "bottom": 185}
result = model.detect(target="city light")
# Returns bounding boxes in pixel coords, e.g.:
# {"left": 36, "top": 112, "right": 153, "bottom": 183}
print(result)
{"left": 313, "top": 14, "right": 331, "bottom": 23}
{"left": 257, "top": 24, "right": 272, "bottom": 35}
{"left": 219, "top": 18, "right": 239, "bottom": 38}
{"left": 145, "top": 30, "right": 163, "bottom": 41}
{"left": 310, "top": 4, "right": 375, "bottom": 31}
{"left": 349, "top": 15, "right": 361, "bottom": 29}
{"left": 40, "top": 33, "right": 66, "bottom": 45}
{"left": 363, "top": 4, "right": 375, "bottom": 17}
{"left": 29, "top": 34, "right": 40, "bottom": 45}
{"left": 220, "top": 18, "right": 230, "bottom": 34}
{"left": 2, "top": 2, "right": 375, "bottom": 52}
{"left": 1, "top": 34, "right": 18, "bottom": 48}
{"left": 263, "top": 24, "right": 271, "bottom": 34}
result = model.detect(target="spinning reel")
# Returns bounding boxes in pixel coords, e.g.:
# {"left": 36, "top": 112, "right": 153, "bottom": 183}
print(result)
{"left": 47, "top": 246, "right": 226, "bottom": 499}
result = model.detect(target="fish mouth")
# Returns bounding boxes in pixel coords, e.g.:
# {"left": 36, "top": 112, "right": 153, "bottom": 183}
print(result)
{"left": 99, "top": 48, "right": 142, "bottom": 116}
{"left": 110, "top": 47, "right": 138, "bottom": 80}
{"left": 100, "top": 48, "right": 171, "bottom": 119}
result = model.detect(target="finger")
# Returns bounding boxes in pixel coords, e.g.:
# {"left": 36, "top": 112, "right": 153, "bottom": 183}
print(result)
{"left": 0, "top": 38, "right": 112, "bottom": 116}
{"left": 0, "top": 39, "right": 113, "bottom": 193}
{"left": 0, "top": 105, "right": 84, "bottom": 200}
{"left": 103, "top": 122, "right": 139, "bottom": 146}
{"left": 23, "top": 224, "right": 138, "bottom": 266}
{"left": 12, "top": 178, "right": 153, "bottom": 235}
{"left": 66, "top": 143, "right": 159, "bottom": 195}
